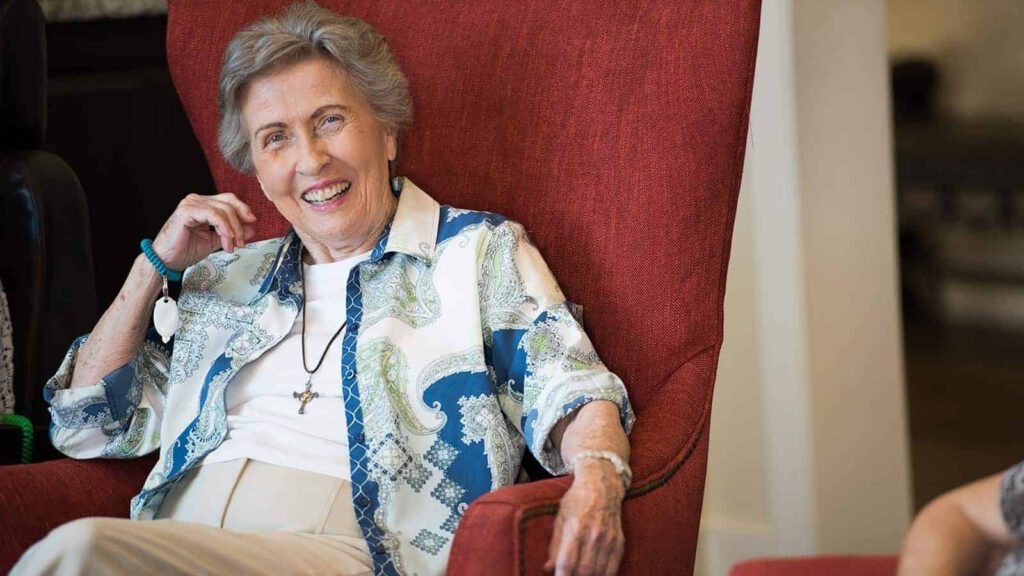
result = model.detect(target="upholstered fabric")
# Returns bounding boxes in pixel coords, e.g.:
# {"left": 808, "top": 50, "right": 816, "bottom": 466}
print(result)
{"left": 0, "top": 456, "right": 155, "bottom": 574}
{"left": 729, "top": 556, "right": 900, "bottom": 576}
{"left": 167, "top": 0, "right": 759, "bottom": 459}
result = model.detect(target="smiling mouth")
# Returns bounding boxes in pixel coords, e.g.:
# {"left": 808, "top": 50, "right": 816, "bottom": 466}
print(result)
{"left": 301, "top": 181, "right": 351, "bottom": 205}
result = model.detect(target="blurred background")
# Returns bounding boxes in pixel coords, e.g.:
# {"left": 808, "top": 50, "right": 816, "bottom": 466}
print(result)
{"left": 1, "top": 0, "right": 1022, "bottom": 573}
{"left": 698, "top": 0, "right": 1024, "bottom": 574}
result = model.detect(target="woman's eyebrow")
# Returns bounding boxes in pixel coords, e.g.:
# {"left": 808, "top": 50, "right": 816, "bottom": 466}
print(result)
{"left": 311, "top": 104, "right": 352, "bottom": 119}
{"left": 253, "top": 122, "right": 286, "bottom": 138}
{"left": 253, "top": 105, "right": 353, "bottom": 138}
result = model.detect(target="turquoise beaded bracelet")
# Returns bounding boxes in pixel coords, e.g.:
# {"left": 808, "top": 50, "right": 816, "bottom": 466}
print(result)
{"left": 140, "top": 239, "right": 183, "bottom": 282}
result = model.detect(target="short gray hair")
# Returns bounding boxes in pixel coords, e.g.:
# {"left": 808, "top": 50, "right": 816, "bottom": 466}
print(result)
{"left": 218, "top": 1, "right": 413, "bottom": 174}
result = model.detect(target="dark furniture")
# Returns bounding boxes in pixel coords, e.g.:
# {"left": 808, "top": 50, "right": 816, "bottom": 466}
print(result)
{"left": 0, "top": 0, "right": 96, "bottom": 463}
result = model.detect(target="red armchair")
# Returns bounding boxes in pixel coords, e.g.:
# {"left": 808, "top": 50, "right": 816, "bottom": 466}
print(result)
{"left": 729, "top": 556, "right": 898, "bottom": 576}
{"left": 0, "top": 1, "right": 761, "bottom": 574}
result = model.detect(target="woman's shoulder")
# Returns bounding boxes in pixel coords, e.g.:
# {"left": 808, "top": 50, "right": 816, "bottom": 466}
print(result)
{"left": 436, "top": 204, "right": 524, "bottom": 246}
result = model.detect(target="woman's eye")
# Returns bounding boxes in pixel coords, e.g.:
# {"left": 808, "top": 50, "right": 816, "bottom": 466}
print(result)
{"left": 264, "top": 133, "right": 286, "bottom": 148}
{"left": 320, "top": 115, "right": 344, "bottom": 130}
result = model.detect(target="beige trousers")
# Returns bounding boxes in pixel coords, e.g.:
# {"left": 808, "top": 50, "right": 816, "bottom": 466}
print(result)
{"left": 11, "top": 458, "right": 374, "bottom": 576}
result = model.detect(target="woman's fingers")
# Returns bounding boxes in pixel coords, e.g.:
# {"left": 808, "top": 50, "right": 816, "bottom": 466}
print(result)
{"left": 603, "top": 530, "right": 625, "bottom": 576}
{"left": 577, "top": 524, "right": 616, "bottom": 576}
{"left": 547, "top": 478, "right": 626, "bottom": 576}
{"left": 545, "top": 516, "right": 564, "bottom": 572}
{"left": 181, "top": 201, "right": 237, "bottom": 252}
{"left": 593, "top": 526, "right": 623, "bottom": 576}
{"left": 550, "top": 523, "right": 621, "bottom": 576}
{"left": 216, "top": 193, "right": 258, "bottom": 224}
{"left": 555, "top": 522, "right": 582, "bottom": 576}
{"left": 580, "top": 527, "right": 609, "bottom": 576}
{"left": 205, "top": 206, "right": 237, "bottom": 252}
{"left": 208, "top": 199, "right": 246, "bottom": 248}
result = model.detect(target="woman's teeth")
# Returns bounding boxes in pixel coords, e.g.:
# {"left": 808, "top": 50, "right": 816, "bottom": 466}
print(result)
{"left": 302, "top": 181, "right": 351, "bottom": 204}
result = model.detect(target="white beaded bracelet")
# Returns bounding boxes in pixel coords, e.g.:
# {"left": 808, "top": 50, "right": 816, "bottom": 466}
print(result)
{"left": 569, "top": 450, "right": 633, "bottom": 489}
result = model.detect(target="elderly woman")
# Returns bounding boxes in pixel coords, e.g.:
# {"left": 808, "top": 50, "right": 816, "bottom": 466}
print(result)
{"left": 12, "top": 3, "right": 633, "bottom": 576}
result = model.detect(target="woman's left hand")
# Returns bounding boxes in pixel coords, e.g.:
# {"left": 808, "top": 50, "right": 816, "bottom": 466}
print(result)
{"left": 544, "top": 459, "right": 626, "bottom": 576}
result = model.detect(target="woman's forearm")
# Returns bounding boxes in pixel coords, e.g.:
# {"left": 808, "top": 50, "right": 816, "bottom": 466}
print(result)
{"left": 899, "top": 473, "right": 1014, "bottom": 576}
{"left": 69, "top": 255, "right": 164, "bottom": 388}
{"left": 900, "top": 497, "right": 996, "bottom": 575}
{"left": 544, "top": 400, "right": 631, "bottom": 573}
{"left": 554, "top": 400, "right": 630, "bottom": 486}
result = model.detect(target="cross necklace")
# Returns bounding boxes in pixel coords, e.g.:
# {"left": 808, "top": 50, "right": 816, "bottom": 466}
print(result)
{"left": 295, "top": 252, "right": 347, "bottom": 415}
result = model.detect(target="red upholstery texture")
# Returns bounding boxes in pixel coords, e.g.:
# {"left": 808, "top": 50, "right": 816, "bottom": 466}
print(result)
{"left": 0, "top": 456, "right": 156, "bottom": 573}
{"left": 0, "top": 1, "right": 760, "bottom": 574}
{"left": 729, "top": 556, "right": 900, "bottom": 576}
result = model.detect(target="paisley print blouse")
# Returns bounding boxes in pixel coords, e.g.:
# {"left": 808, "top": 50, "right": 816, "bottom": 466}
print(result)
{"left": 44, "top": 179, "right": 634, "bottom": 576}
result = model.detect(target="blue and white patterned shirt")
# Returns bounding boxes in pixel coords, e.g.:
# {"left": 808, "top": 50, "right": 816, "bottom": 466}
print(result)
{"left": 45, "top": 179, "right": 635, "bottom": 576}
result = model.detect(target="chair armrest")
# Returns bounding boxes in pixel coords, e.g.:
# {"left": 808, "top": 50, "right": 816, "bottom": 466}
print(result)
{"left": 448, "top": 475, "right": 573, "bottom": 575}
{"left": 450, "top": 422, "right": 712, "bottom": 575}
{"left": 729, "top": 556, "right": 899, "bottom": 576}
{"left": 0, "top": 456, "right": 154, "bottom": 574}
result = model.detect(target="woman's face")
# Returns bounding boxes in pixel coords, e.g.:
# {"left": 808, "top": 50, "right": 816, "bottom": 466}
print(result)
{"left": 242, "top": 57, "right": 397, "bottom": 257}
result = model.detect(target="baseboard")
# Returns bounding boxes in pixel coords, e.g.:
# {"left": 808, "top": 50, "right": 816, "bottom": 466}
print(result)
{"left": 695, "top": 515, "right": 776, "bottom": 576}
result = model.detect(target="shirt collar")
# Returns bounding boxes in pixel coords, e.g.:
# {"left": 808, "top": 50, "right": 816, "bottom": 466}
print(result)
{"left": 250, "top": 177, "right": 440, "bottom": 304}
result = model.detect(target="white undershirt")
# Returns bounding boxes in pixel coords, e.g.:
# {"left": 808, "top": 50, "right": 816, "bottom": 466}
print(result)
{"left": 199, "top": 249, "right": 371, "bottom": 480}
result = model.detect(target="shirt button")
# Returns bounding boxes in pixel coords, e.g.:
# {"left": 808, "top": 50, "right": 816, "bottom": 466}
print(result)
{"left": 357, "top": 495, "right": 370, "bottom": 507}
{"left": 345, "top": 369, "right": 355, "bottom": 379}
{"left": 374, "top": 544, "right": 386, "bottom": 555}
{"left": 354, "top": 432, "right": 365, "bottom": 444}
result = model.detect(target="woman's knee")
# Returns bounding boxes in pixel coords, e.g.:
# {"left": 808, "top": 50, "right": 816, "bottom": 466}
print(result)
{"left": 44, "top": 518, "right": 125, "bottom": 564}
{"left": 51, "top": 517, "right": 109, "bottom": 545}
{"left": 12, "top": 517, "right": 122, "bottom": 575}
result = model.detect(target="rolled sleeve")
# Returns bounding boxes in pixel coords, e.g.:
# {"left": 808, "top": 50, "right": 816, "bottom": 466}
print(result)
{"left": 517, "top": 303, "right": 634, "bottom": 475}
{"left": 44, "top": 329, "right": 170, "bottom": 459}
{"left": 481, "top": 220, "right": 634, "bottom": 476}
{"left": 45, "top": 336, "right": 121, "bottom": 429}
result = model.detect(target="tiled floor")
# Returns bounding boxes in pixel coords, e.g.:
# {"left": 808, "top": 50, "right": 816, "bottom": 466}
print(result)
{"left": 904, "top": 318, "right": 1024, "bottom": 510}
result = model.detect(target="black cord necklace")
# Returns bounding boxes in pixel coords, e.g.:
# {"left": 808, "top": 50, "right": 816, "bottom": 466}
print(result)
{"left": 293, "top": 250, "right": 347, "bottom": 415}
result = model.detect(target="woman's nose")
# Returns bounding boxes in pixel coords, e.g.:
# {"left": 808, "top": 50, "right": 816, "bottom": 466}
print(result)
{"left": 296, "top": 137, "right": 329, "bottom": 176}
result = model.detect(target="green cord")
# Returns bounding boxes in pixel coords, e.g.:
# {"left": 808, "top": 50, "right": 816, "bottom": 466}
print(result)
{"left": 0, "top": 414, "right": 33, "bottom": 463}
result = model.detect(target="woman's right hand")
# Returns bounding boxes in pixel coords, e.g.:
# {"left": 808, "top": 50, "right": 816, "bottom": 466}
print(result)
{"left": 150, "top": 193, "right": 258, "bottom": 271}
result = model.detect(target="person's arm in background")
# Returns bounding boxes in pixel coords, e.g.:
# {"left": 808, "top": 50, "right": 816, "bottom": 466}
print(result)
{"left": 899, "top": 470, "right": 1016, "bottom": 575}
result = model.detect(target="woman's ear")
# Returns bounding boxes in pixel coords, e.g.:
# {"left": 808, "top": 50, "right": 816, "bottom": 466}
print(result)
{"left": 386, "top": 130, "right": 398, "bottom": 162}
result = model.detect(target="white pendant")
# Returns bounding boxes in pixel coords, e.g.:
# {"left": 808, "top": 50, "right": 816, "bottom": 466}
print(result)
{"left": 153, "top": 296, "right": 180, "bottom": 344}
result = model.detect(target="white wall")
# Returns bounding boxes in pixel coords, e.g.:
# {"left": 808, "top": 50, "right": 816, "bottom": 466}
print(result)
{"left": 696, "top": 1, "right": 912, "bottom": 573}
{"left": 795, "top": 0, "right": 912, "bottom": 554}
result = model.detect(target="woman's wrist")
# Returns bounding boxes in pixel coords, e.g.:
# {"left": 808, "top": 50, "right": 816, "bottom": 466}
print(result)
{"left": 132, "top": 254, "right": 166, "bottom": 299}
{"left": 572, "top": 458, "right": 627, "bottom": 500}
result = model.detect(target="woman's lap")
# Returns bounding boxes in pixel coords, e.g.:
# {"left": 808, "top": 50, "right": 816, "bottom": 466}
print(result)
{"left": 12, "top": 459, "right": 373, "bottom": 576}
{"left": 12, "top": 516, "right": 373, "bottom": 576}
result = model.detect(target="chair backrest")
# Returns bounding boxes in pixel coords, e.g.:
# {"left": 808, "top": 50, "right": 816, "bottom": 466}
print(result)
{"left": 166, "top": 0, "right": 760, "bottom": 480}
